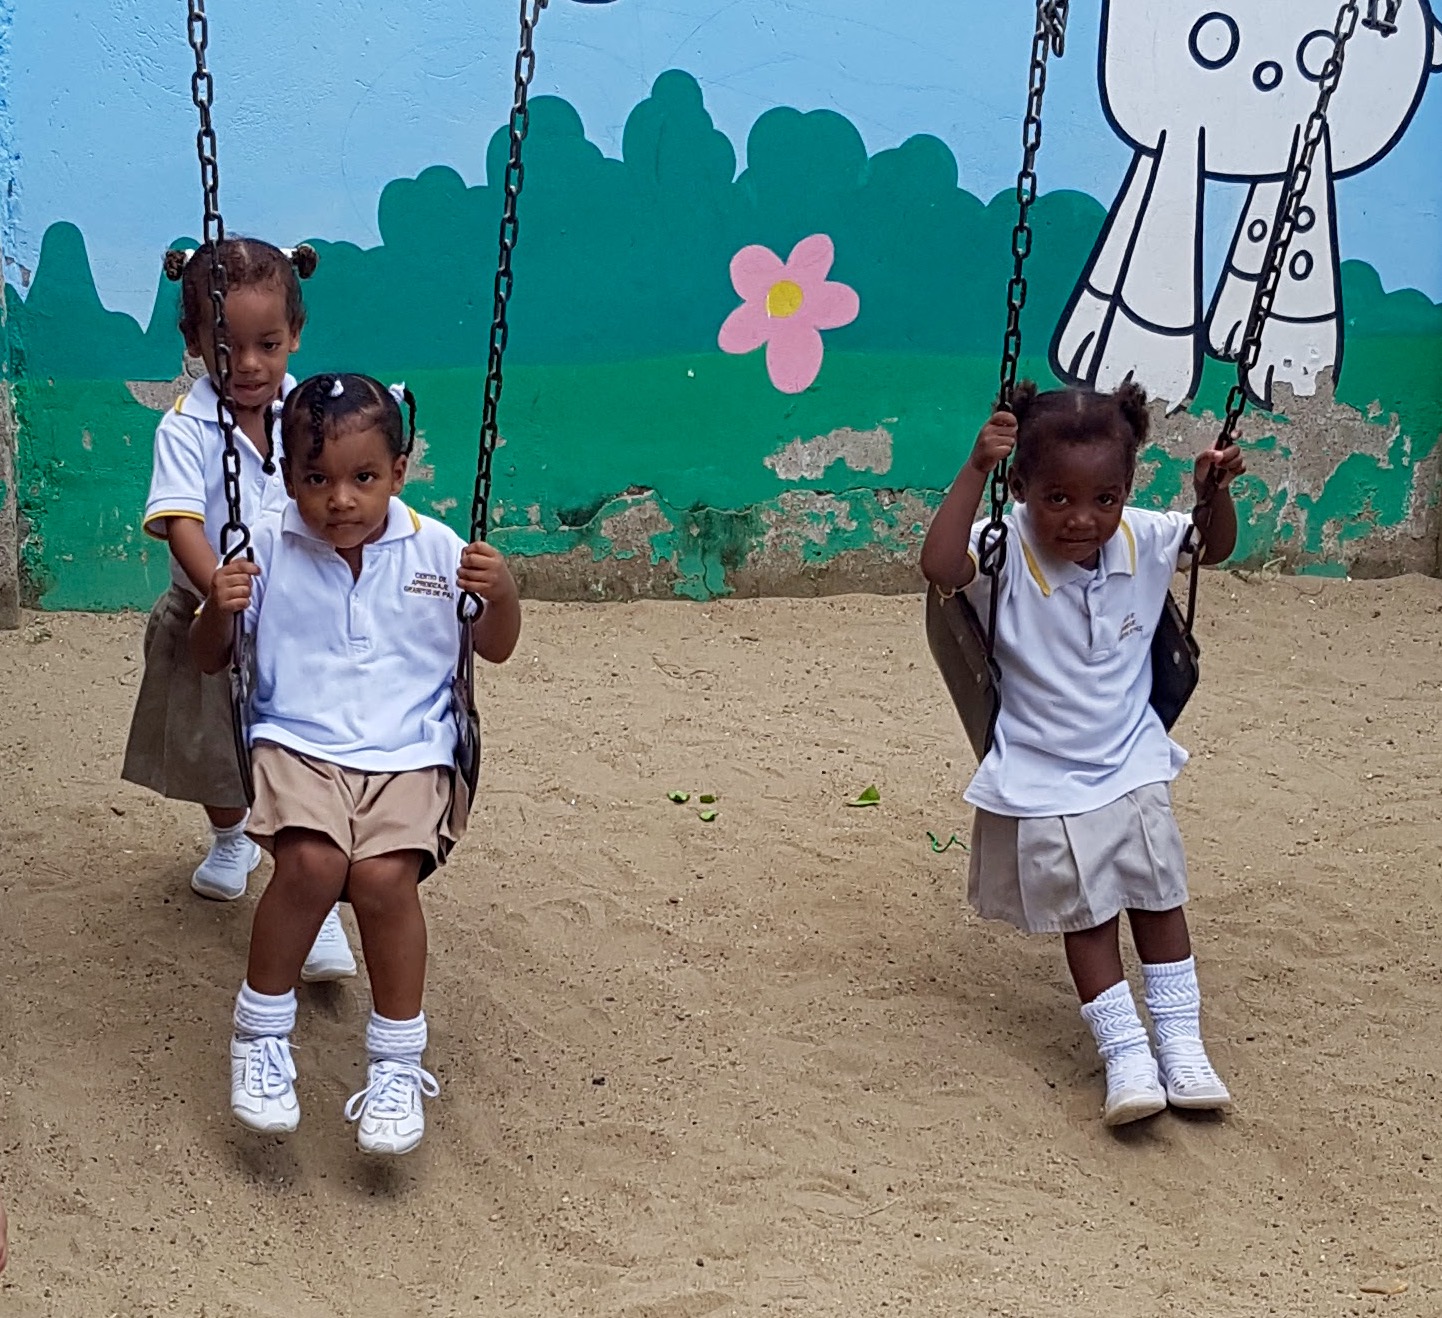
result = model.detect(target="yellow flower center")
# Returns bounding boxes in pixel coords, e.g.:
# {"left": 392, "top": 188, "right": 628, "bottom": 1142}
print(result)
{"left": 766, "top": 279, "right": 805, "bottom": 319}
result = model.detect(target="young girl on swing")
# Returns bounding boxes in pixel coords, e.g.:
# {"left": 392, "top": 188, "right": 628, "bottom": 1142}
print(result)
{"left": 920, "top": 381, "right": 1245, "bottom": 1127}
{"left": 194, "top": 373, "right": 521, "bottom": 1154}
{"left": 120, "top": 238, "right": 355, "bottom": 982}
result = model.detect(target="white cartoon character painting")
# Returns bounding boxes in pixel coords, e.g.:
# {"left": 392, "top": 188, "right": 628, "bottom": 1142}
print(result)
{"left": 1052, "top": 0, "right": 1442, "bottom": 408}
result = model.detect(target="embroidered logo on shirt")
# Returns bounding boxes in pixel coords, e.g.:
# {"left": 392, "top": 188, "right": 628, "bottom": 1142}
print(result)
{"left": 403, "top": 571, "right": 453, "bottom": 600}
{"left": 1118, "top": 612, "right": 1143, "bottom": 642}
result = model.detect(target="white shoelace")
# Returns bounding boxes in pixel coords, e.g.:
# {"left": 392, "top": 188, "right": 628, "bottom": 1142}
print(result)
{"left": 313, "top": 909, "right": 345, "bottom": 947}
{"left": 345, "top": 1060, "right": 440, "bottom": 1124}
{"left": 1107, "top": 1048, "right": 1161, "bottom": 1094}
{"left": 209, "top": 830, "right": 253, "bottom": 866}
{"left": 245, "top": 1036, "right": 297, "bottom": 1099}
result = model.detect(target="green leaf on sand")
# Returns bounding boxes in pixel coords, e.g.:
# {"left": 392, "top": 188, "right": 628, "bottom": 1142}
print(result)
{"left": 667, "top": 791, "right": 691, "bottom": 804}
{"left": 847, "top": 786, "right": 881, "bottom": 808}
{"left": 698, "top": 809, "right": 718, "bottom": 822}
{"left": 698, "top": 793, "right": 717, "bottom": 805}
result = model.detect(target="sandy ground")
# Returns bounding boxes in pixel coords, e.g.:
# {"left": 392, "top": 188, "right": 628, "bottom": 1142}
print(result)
{"left": 2, "top": 574, "right": 1442, "bottom": 1317}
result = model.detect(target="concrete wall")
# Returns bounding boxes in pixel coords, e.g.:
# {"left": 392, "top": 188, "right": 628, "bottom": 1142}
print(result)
{"left": 4, "top": 1, "right": 1442, "bottom": 615}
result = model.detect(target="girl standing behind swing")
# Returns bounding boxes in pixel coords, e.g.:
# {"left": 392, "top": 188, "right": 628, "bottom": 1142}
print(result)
{"left": 194, "top": 373, "right": 520, "bottom": 1153}
{"left": 921, "top": 381, "right": 1245, "bottom": 1127}
{"left": 121, "top": 238, "right": 355, "bottom": 982}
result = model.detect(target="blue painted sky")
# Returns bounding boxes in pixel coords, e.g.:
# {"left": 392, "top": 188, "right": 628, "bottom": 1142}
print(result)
{"left": 11, "top": 0, "right": 1442, "bottom": 323}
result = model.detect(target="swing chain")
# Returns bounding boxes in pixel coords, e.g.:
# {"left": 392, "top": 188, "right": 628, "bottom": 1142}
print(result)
{"left": 1216, "top": 0, "right": 1359, "bottom": 453}
{"left": 470, "top": 0, "right": 548, "bottom": 558}
{"left": 1186, "top": 0, "right": 1358, "bottom": 630}
{"left": 1042, "top": 0, "right": 1070, "bottom": 56}
{"left": 979, "top": 0, "right": 1067, "bottom": 603}
{"left": 185, "top": 0, "right": 248, "bottom": 565}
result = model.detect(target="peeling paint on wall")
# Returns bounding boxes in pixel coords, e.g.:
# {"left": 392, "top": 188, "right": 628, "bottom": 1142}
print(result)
{"left": 765, "top": 426, "right": 895, "bottom": 482}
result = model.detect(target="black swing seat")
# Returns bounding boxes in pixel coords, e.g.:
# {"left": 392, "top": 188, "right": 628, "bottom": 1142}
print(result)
{"left": 926, "top": 581, "right": 1201, "bottom": 762}
{"left": 229, "top": 621, "right": 258, "bottom": 807}
{"left": 925, "top": 587, "right": 1001, "bottom": 762}
{"left": 437, "top": 613, "right": 483, "bottom": 868}
{"left": 1150, "top": 589, "right": 1200, "bottom": 732}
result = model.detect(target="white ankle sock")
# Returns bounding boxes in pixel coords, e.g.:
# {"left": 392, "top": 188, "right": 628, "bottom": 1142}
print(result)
{"left": 367, "top": 1011, "right": 427, "bottom": 1067}
{"left": 234, "top": 982, "right": 297, "bottom": 1040}
{"left": 1079, "top": 980, "right": 1152, "bottom": 1065}
{"left": 211, "top": 814, "right": 250, "bottom": 842}
{"left": 1141, "top": 956, "right": 1205, "bottom": 1050}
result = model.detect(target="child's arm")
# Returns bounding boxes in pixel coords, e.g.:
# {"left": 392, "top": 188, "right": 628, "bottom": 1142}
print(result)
{"left": 1192, "top": 444, "right": 1246, "bottom": 565}
{"left": 919, "top": 411, "right": 1018, "bottom": 592}
{"left": 166, "top": 518, "right": 220, "bottom": 600}
{"left": 458, "top": 542, "right": 522, "bottom": 665}
{"left": 191, "top": 559, "right": 261, "bottom": 674}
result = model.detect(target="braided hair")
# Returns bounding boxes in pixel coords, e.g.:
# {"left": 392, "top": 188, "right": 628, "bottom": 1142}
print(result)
{"left": 277, "top": 373, "right": 418, "bottom": 465}
{"left": 165, "top": 238, "right": 316, "bottom": 347}
{"left": 1007, "top": 380, "right": 1150, "bottom": 488}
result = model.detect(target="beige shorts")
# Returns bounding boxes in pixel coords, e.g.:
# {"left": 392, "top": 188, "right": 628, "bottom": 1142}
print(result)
{"left": 247, "top": 742, "right": 462, "bottom": 878}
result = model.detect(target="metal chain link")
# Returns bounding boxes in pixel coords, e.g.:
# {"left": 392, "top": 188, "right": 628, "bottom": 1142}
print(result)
{"left": 1215, "top": 0, "right": 1359, "bottom": 451}
{"left": 975, "top": 0, "right": 1068, "bottom": 652}
{"left": 469, "top": 0, "right": 547, "bottom": 558}
{"left": 185, "top": 0, "right": 248, "bottom": 564}
{"left": 1363, "top": 0, "right": 1401, "bottom": 36}
{"left": 1186, "top": 0, "right": 1359, "bottom": 629}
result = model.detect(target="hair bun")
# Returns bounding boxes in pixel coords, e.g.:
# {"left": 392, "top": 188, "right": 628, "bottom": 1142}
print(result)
{"left": 1005, "top": 379, "right": 1040, "bottom": 423}
{"left": 1115, "top": 378, "right": 1151, "bottom": 445}
{"left": 162, "top": 249, "right": 189, "bottom": 282}
{"left": 289, "top": 244, "right": 319, "bottom": 279}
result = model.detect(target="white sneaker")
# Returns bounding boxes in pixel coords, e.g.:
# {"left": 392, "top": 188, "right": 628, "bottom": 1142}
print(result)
{"left": 1158, "top": 1043, "right": 1233, "bottom": 1112}
{"left": 1102, "top": 1050, "right": 1168, "bottom": 1127}
{"left": 301, "top": 906, "right": 358, "bottom": 982}
{"left": 345, "top": 1060, "right": 440, "bottom": 1156}
{"left": 230, "top": 1034, "right": 300, "bottom": 1133}
{"left": 192, "top": 830, "right": 262, "bottom": 901}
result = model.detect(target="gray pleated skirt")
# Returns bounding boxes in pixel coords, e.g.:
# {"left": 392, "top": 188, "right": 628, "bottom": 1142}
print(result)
{"left": 120, "top": 584, "right": 249, "bottom": 809}
{"left": 968, "top": 783, "right": 1189, "bottom": 935}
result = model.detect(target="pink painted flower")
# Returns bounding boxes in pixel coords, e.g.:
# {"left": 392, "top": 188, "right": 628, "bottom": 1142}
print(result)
{"left": 717, "top": 234, "right": 860, "bottom": 394}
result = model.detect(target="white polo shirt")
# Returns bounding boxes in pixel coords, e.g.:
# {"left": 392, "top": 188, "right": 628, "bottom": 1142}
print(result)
{"left": 961, "top": 504, "right": 1195, "bottom": 818}
{"left": 243, "top": 499, "right": 469, "bottom": 773}
{"left": 142, "top": 374, "right": 295, "bottom": 596}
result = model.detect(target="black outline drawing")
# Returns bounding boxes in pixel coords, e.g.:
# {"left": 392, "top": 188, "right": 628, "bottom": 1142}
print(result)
{"left": 1052, "top": 0, "right": 1441, "bottom": 408}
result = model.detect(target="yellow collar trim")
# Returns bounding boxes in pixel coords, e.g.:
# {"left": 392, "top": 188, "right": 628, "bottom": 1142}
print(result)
{"left": 1119, "top": 518, "right": 1137, "bottom": 574}
{"left": 1020, "top": 539, "right": 1052, "bottom": 597}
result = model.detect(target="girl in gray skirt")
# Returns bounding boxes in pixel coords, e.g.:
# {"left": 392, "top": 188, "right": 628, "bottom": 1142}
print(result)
{"left": 921, "top": 382, "right": 1245, "bottom": 1127}
{"left": 120, "top": 238, "right": 354, "bottom": 982}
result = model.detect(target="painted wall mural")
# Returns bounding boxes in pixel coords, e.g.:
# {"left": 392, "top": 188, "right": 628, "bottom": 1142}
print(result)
{"left": 1055, "top": 0, "right": 1442, "bottom": 405}
{"left": 4, "top": 1, "right": 1442, "bottom": 611}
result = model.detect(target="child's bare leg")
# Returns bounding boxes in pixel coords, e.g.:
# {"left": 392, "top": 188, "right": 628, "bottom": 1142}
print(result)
{"left": 229, "top": 830, "right": 346, "bottom": 1134}
{"left": 1067, "top": 915, "right": 1164, "bottom": 1127}
{"left": 345, "top": 851, "right": 436, "bottom": 1155}
{"left": 1128, "top": 906, "right": 1192, "bottom": 964}
{"left": 347, "top": 851, "right": 427, "bottom": 1019}
{"left": 204, "top": 805, "right": 247, "bottom": 830}
{"left": 1130, "top": 905, "right": 1231, "bottom": 1111}
{"left": 1063, "top": 915, "right": 1125, "bottom": 1002}
{"left": 246, "top": 829, "right": 349, "bottom": 994}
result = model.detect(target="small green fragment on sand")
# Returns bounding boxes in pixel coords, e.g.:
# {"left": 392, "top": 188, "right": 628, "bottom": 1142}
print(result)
{"left": 699, "top": 809, "right": 718, "bottom": 822}
{"left": 846, "top": 786, "right": 881, "bottom": 808}
{"left": 698, "top": 793, "right": 717, "bottom": 805}
{"left": 667, "top": 791, "right": 691, "bottom": 804}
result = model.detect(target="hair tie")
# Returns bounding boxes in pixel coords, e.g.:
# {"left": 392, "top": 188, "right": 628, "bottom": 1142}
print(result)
{"left": 330, "top": 378, "right": 345, "bottom": 398}
{"left": 388, "top": 382, "right": 407, "bottom": 407}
